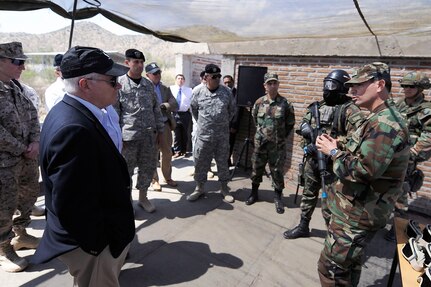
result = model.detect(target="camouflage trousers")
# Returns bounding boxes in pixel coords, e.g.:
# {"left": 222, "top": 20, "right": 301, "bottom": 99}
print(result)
{"left": 0, "top": 158, "right": 39, "bottom": 243}
{"left": 122, "top": 132, "right": 157, "bottom": 191}
{"left": 317, "top": 187, "right": 387, "bottom": 287}
{"left": 193, "top": 135, "right": 230, "bottom": 183}
{"left": 300, "top": 158, "right": 334, "bottom": 224}
{"left": 251, "top": 142, "right": 285, "bottom": 190}
{"left": 317, "top": 214, "right": 377, "bottom": 287}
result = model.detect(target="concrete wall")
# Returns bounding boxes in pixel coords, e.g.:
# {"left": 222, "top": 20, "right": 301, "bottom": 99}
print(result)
{"left": 182, "top": 54, "right": 431, "bottom": 215}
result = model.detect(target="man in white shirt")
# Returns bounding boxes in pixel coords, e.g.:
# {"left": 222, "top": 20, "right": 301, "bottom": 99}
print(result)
{"left": 44, "top": 54, "right": 65, "bottom": 112}
{"left": 170, "top": 74, "right": 192, "bottom": 158}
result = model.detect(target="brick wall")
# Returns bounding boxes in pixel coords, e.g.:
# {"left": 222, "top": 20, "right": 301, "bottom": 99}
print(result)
{"left": 231, "top": 56, "right": 431, "bottom": 215}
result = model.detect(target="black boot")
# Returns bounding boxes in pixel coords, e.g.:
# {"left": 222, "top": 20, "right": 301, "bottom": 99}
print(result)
{"left": 274, "top": 189, "right": 285, "bottom": 214}
{"left": 245, "top": 183, "right": 259, "bottom": 205}
{"left": 283, "top": 216, "right": 310, "bottom": 239}
{"left": 384, "top": 225, "right": 396, "bottom": 242}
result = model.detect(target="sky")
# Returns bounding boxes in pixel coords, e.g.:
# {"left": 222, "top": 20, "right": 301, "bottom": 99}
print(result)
{"left": 0, "top": 9, "right": 138, "bottom": 35}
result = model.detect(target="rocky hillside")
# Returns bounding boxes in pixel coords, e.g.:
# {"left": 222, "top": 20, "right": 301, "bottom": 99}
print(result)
{"left": 0, "top": 21, "right": 178, "bottom": 67}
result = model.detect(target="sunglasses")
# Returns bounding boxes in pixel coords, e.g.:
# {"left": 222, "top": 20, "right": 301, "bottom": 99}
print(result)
{"left": 401, "top": 85, "right": 416, "bottom": 89}
{"left": 10, "top": 59, "right": 25, "bottom": 66}
{"left": 206, "top": 74, "right": 221, "bottom": 79}
{"left": 85, "top": 77, "right": 118, "bottom": 88}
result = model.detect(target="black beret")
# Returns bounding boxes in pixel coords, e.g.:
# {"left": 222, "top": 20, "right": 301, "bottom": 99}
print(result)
{"left": 53, "top": 54, "right": 63, "bottom": 67}
{"left": 125, "top": 48, "right": 145, "bottom": 61}
{"left": 61, "top": 46, "right": 129, "bottom": 79}
{"left": 205, "top": 64, "right": 221, "bottom": 74}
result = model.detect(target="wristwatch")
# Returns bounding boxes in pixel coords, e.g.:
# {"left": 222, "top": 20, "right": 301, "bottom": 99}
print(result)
{"left": 329, "top": 148, "right": 339, "bottom": 157}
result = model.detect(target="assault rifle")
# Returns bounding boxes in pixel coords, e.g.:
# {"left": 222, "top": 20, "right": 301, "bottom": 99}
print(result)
{"left": 310, "top": 101, "right": 328, "bottom": 199}
{"left": 294, "top": 101, "right": 329, "bottom": 203}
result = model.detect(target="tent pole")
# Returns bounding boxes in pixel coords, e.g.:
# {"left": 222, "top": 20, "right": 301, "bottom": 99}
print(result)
{"left": 68, "top": 0, "right": 79, "bottom": 49}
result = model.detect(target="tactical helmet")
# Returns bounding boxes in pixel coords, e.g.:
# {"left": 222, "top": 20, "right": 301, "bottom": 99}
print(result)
{"left": 323, "top": 70, "right": 351, "bottom": 106}
{"left": 323, "top": 70, "right": 351, "bottom": 94}
{"left": 399, "top": 71, "right": 431, "bottom": 90}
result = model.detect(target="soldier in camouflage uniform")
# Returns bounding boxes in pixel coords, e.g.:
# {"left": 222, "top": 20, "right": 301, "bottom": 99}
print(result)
{"left": 316, "top": 63, "right": 410, "bottom": 286}
{"left": 114, "top": 49, "right": 164, "bottom": 213}
{"left": 0, "top": 42, "right": 41, "bottom": 272}
{"left": 246, "top": 73, "right": 295, "bottom": 214}
{"left": 284, "top": 70, "right": 363, "bottom": 239}
{"left": 385, "top": 71, "right": 431, "bottom": 241}
{"left": 187, "top": 64, "right": 235, "bottom": 203}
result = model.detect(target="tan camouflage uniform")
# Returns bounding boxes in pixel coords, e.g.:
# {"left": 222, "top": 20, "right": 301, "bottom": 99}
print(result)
{"left": 0, "top": 80, "right": 40, "bottom": 243}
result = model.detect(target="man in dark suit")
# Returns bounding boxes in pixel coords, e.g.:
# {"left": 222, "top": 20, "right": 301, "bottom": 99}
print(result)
{"left": 32, "top": 46, "right": 135, "bottom": 287}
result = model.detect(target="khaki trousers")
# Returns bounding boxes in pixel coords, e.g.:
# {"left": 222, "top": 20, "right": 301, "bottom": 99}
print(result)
{"left": 153, "top": 123, "right": 173, "bottom": 181}
{"left": 59, "top": 244, "right": 130, "bottom": 287}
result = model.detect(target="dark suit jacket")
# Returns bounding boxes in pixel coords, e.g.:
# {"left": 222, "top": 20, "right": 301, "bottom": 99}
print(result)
{"left": 159, "top": 83, "right": 178, "bottom": 130}
{"left": 32, "top": 95, "right": 135, "bottom": 263}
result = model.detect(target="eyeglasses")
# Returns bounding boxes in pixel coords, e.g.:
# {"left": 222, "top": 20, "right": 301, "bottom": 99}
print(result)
{"left": 206, "top": 74, "right": 221, "bottom": 80}
{"left": 10, "top": 59, "right": 25, "bottom": 66}
{"left": 153, "top": 71, "right": 161, "bottom": 75}
{"left": 401, "top": 85, "right": 416, "bottom": 89}
{"left": 85, "top": 77, "right": 118, "bottom": 88}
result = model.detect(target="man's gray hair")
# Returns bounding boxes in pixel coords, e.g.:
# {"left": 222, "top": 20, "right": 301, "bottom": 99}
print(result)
{"left": 63, "top": 72, "right": 100, "bottom": 94}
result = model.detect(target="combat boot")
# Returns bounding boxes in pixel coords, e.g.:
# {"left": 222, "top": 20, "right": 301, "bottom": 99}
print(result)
{"left": 187, "top": 182, "right": 204, "bottom": 201}
{"left": 283, "top": 216, "right": 310, "bottom": 239}
{"left": 138, "top": 189, "right": 155, "bottom": 213}
{"left": 11, "top": 227, "right": 40, "bottom": 250}
{"left": 274, "top": 189, "right": 285, "bottom": 214}
{"left": 245, "top": 183, "right": 259, "bottom": 205}
{"left": 220, "top": 182, "right": 234, "bottom": 203}
{"left": 0, "top": 240, "right": 28, "bottom": 272}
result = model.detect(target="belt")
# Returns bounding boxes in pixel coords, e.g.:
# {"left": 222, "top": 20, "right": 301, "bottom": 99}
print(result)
{"left": 177, "top": 111, "right": 189, "bottom": 114}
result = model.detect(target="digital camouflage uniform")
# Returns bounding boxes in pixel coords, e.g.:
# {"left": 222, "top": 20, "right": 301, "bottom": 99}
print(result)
{"left": 0, "top": 80, "right": 40, "bottom": 244}
{"left": 394, "top": 93, "right": 431, "bottom": 207}
{"left": 250, "top": 93, "right": 295, "bottom": 190}
{"left": 190, "top": 84, "right": 235, "bottom": 184}
{"left": 317, "top": 101, "right": 410, "bottom": 286}
{"left": 300, "top": 101, "right": 363, "bottom": 225}
{"left": 115, "top": 75, "right": 164, "bottom": 193}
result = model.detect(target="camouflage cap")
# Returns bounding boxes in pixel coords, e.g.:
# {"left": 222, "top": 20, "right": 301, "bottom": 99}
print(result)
{"left": 0, "top": 41, "right": 28, "bottom": 60}
{"left": 264, "top": 73, "right": 279, "bottom": 84}
{"left": 345, "top": 62, "right": 390, "bottom": 88}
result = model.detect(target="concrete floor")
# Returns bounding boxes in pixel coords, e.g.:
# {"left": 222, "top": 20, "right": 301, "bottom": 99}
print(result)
{"left": 2, "top": 155, "right": 426, "bottom": 286}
